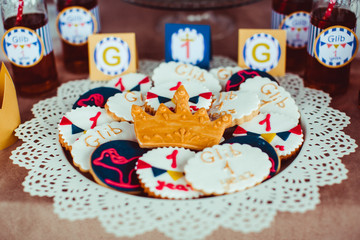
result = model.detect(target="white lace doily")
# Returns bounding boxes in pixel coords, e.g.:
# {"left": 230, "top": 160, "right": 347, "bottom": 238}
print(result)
{"left": 10, "top": 56, "right": 357, "bottom": 240}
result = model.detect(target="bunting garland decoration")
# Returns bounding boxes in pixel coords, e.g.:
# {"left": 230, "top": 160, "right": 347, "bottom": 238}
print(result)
{"left": 137, "top": 160, "right": 184, "bottom": 181}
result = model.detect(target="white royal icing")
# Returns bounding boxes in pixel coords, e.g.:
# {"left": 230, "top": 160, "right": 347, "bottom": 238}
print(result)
{"left": 239, "top": 76, "right": 300, "bottom": 120}
{"left": 208, "top": 90, "right": 260, "bottom": 124}
{"left": 58, "top": 106, "right": 113, "bottom": 148}
{"left": 145, "top": 81, "right": 212, "bottom": 112}
{"left": 235, "top": 112, "right": 304, "bottom": 158}
{"left": 209, "top": 66, "right": 243, "bottom": 90}
{"left": 106, "top": 73, "right": 152, "bottom": 94}
{"left": 71, "top": 122, "right": 137, "bottom": 172}
{"left": 152, "top": 61, "right": 221, "bottom": 94}
{"left": 106, "top": 92, "right": 145, "bottom": 122}
{"left": 136, "top": 147, "right": 203, "bottom": 199}
{"left": 184, "top": 143, "right": 271, "bottom": 195}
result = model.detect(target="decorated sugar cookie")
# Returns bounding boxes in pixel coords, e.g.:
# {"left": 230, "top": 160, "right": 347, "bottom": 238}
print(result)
{"left": 184, "top": 143, "right": 271, "bottom": 195}
{"left": 239, "top": 76, "right": 300, "bottom": 120}
{"left": 225, "top": 69, "right": 278, "bottom": 91}
{"left": 223, "top": 136, "right": 280, "bottom": 179}
{"left": 152, "top": 61, "right": 221, "bottom": 94}
{"left": 105, "top": 91, "right": 145, "bottom": 122}
{"left": 73, "top": 87, "right": 121, "bottom": 109}
{"left": 90, "top": 140, "right": 148, "bottom": 194}
{"left": 208, "top": 90, "right": 260, "bottom": 126}
{"left": 71, "top": 122, "right": 137, "bottom": 172}
{"left": 58, "top": 106, "right": 113, "bottom": 150}
{"left": 136, "top": 147, "right": 203, "bottom": 199}
{"left": 106, "top": 73, "right": 152, "bottom": 94}
{"left": 145, "top": 81, "right": 212, "bottom": 113}
{"left": 209, "top": 66, "right": 242, "bottom": 90}
{"left": 233, "top": 112, "right": 303, "bottom": 160}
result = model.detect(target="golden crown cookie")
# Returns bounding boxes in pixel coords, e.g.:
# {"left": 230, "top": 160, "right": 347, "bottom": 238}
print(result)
{"left": 131, "top": 85, "right": 232, "bottom": 150}
{"left": 152, "top": 61, "right": 221, "bottom": 94}
{"left": 208, "top": 90, "right": 260, "bottom": 126}
{"left": 58, "top": 106, "right": 114, "bottom": 151}
{"left": 71, "top": 122, "right": 137, "bottom": 172}
{"left": 233, "top": 112, "right": 304, "bottom": 160}
{"left": 184, "top": 143, "right": 272, "bottom": 195}
{"left": 105, "top": 91, "right": 145, "bottom": 122}
{"left": 136, "top": 147, "right": 203, "bottom": 199}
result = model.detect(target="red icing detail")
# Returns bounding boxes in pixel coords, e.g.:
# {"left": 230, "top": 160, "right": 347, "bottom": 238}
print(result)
{"left": 269, "top": 157, "right": 276, "bottom": 173}
{"left": 327, "top": 44, "right": 332, "bottom": 48}
{"left": 139, "top": 76, "right": 150, "bottom": 85}
{"left": 146, "top": 92, "right": 158, "bottom": 99}
{"left": 93, "top": 148, "right": 140, "bottom": 189}
{"left": 155, "top": 180, "right": 190, "bottom": 191}
{"left": 89, "top": 111, "right": 101, "bottom": 129}
{"left": 170, "top": 81, "right": 182, "bottom": 91}
{"left": 303, "top": 27, "right": 308, "bottom": 31}
{"left": 275, "top": 145, "right": 285, "bottom": 151}
{"left": 233, "top": 126, "right": 247, "bottom": 135}
{"left": 189, "top": 106, "right": 199, "bottom": 111}
{"left": 115, "top": 77, "right": 125, "bottom": 91}
{"left": 60, "top": 116, "right": 72, "bottom": 125}
{"left": 77, "top": 93, "right": 104, "bottom": 107}
{"left": 199, "top": 92, "right": 212, "bottom": 99}
{"left": 259, "top": 114, "right": 271, "bottom": 132}
{"left": 181, "top": 40, "right": 191, "bottom": 59}
{"left": 137, "top": 159, "right": 152, "bottom": 169}
{"left": 289, "top": 124, "right": 302, "bottom": 135}
{"left": 166, "top": 150, "right": 178, "bottom": 168}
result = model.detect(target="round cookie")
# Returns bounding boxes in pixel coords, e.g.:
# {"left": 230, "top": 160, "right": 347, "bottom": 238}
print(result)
{"left": 71, "top": 122, "right": 137, "bottom": 172}
{"left": 223, "top": 136, "right": 280, "bottom": 179}
{"left": 145, "top": 81, "right": 212, "bottom": 113}
{"left": 105, "top": 91, "right": 145, "bottom": 122}
{"left": 209, "top": 66, "right": 243, "bottom": 90}
{"left": 58, "top": 106, "right": 114, "bottom": 150}
{"left": 239, "top": 76, "right": 300, "bottom": 120}
{"left": 152, "top": 61, "right": 221, "bottom": 94}
{"left": 184, "top": 143, "right": 271, "bottom": 195}
{"left": 90, "top": 140, "right": 148, "bottom": 194}
{"left": 225, "top": 69, "right": 278, "bottom": 91}
{"left": 208, "top": 90, "right": 260, "bottom": 126}
{"left": 233, "top": 112, "right": 304, "bottom": 160}
{"left": 73, "top": 87, "right": 121, "bottom": 109}
{"left": 136, "top": 147, "right": 203, "bottom": 199}
{"left": 106, "top": 73, "right": 152, "bottom": 94}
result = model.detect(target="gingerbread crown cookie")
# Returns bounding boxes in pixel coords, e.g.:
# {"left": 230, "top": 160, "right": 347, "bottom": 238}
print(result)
{"left": 131, "top": 85, "right": 232, "bottom": 150}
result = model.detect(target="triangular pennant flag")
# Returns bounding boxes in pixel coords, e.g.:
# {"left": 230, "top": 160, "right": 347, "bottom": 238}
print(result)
{"left": 20, "top": 45, "right": 24, "bottom": 49}
{"left": 26, "top": 44, "right": 31, "bottom": 48}
{"left": 334, "top": 44, "right": 339, "bottom": 49}
{"left": 341, "top": 43, "right": 347, "bottom": 48}
{"left": 247, "top": 131, "right": 261, "bottom": 138}
{"left": 60, "top": 116, "right": 72, "bottom": 125}
{"left": 6, "top": 42, "right": 12, "bottom": 47}
{"left": 130, "top": 84, "right": 141, "bottom": 92}
{"left": 72, "top": 124, "right": 85, "bottom": 134}
{"left": 167, "top": 170, "right": 184, "bottom": 181}
{"left": 347, "top": 41, "right": 353, "bottom": 47}
{"left": 320, "top": 41, "right": 327, "bottom": 46}
{"left": 277, "top": 131, "right": 291, "bottom": 141}
{"left": 137, "top": 160, "right": 152, "bottom": 169}
{"left": 261, "top": 133, "right": 276, "bottom": 143}
{"left": 233, "top": 126, "right": 247, "bottom": 135}
{"left": 327, "top": 43, "right": 332, "bottom": 48}
{"left": 152, "top": 166, "right": 167, "bottom": 177}
{"left": 158, "top": 96, "right": 172, "bottom": 104}
{"left": 146, "top": 92, "right": 158, "bottom": 99}
{"left": 289, "top": 124, "right": 302, "bottom": 135}
{"left": 199, "top": 92, "right": 212, "bottom": 99}
{"left": 189, "top": 96, "right": 200, "bottom": 104}
{"left": 139, "top": 76, "right": 150, "bottom": 85}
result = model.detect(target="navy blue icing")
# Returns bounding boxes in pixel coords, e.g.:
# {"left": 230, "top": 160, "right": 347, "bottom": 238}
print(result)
{"left": 91, "top": 140, "right": 148, "bottom": 192}
{"left": 222, "top": 136, "right": 280, "bottom": 178}
{"left": 225, "top": 69, "right": 278, "bottom": 91}
{"left": 73, "top": 87, "right": 121, "bottom": 109}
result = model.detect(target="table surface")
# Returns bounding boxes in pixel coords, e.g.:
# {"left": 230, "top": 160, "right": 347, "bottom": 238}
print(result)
{"left": 1, "top": 0, "right": 359, "bottom": 239}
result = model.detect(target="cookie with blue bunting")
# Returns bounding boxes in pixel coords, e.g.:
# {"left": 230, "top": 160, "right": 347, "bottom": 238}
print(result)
{"left": 136, "top": 147, "right": 203, "bottom": 199}
{"left": 106, "top": 73, "right": 152, "bottom": 94}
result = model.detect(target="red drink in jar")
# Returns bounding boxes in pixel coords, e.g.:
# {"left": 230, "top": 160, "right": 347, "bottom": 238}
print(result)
{"left": 304, "top": 5, "right": 358, "bottom": 95}
{"left": 271, "top": 0, "right": 313, "bottom": 74}
{"left": 1, "top": 0, "right": 58, "bottom": 96}
{"left": 56, "top": 0, "right": 100, "bottom": 74}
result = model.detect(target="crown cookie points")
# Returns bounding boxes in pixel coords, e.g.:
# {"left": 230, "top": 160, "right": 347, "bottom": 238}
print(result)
{"left": 131, "top": 85, "right": 232, "bottom": 150}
